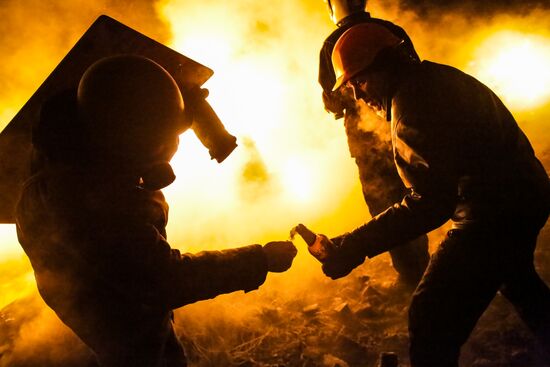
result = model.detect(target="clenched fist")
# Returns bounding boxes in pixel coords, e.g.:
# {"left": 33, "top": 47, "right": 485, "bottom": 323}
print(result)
{"left": 262, "top": 241, "right": 298, "bottom": 273}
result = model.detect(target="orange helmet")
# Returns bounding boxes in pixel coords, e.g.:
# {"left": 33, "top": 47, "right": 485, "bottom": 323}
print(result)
{"left": 331, "top": 23, "right": 403, "bottom": 91}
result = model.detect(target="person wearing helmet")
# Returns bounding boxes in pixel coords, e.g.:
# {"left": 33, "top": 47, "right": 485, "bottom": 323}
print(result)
{"left": 308, "top": 22, "right": 550, "bottom": 365}
{"left": 319, "top": 0, "right": 428, "bottom": 286}
{"left": 16, "top": 55, "right": 297, "bottom": 367}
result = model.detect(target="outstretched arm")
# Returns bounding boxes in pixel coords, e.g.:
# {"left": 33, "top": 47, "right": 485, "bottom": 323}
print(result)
{"left": 321, "top": 114, "right": 459, "bottom": 279}
{"left": 104, "top": 225, "right": 296, "bottom": 309}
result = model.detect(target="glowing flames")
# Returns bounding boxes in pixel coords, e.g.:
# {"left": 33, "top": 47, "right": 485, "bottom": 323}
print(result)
{"left": 0, "top": 224, "right": 19, "bottom": 257}
{"left": 157, "top": 0, "right": 364, "bottom": 252}
{"left": 0, "top": 2, "right": 550, "bottom": 365}
{"left": 0, "top": 3, "right": 545, "bottom": 263}
{"left": 0, "top": 0, "right": 549, "bottom": 318}
{"left": 280, "top": 158, "right": 318, "bottom": 203}
{"left": 165, "top": 15, "right": 317, "bottom": 208}
{"left": 468, "top": 31, "right": 550, "bottom": 110}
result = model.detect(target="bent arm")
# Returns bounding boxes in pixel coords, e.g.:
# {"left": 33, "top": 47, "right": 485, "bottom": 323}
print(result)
{"left": 165, "top": 242, "right": 268, "bottom": 308}
{"left": 334, "top": 115, "right": 459, "bottom": 262}
{"left": 98, "top": 223, "right": 268, "bottom": 310}
{"left": 341, "top": 185, "right": 455, "bottom": 259}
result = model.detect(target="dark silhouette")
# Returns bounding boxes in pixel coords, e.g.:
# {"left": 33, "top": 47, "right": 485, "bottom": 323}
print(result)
{"left": 16, "top": 55, "right": 297, "bottom": 367}
{"left": 310, "top": 22, "right": 550, "bottom": 366}
{"left": 319, "top": 0, "right": 428, "bottom": 285}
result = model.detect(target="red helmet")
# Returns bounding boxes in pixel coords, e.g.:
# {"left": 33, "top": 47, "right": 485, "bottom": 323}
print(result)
{"left": 77, "top": 55, "right": 187, "bottom": 164}
{"left": 331, "top": 23, "right": 403, "bottom": 91}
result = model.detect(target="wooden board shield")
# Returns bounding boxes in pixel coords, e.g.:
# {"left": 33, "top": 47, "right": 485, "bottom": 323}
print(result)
{"left": 0, "top": 15, "right": 213, "bottom": 223}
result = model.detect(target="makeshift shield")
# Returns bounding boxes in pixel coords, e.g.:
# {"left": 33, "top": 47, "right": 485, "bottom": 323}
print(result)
{"left": 0, "top": 15, "right": 214, "bottom": 223}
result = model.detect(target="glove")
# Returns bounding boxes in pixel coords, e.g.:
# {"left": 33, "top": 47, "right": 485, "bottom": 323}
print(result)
{"left": 262, "top": 241, "right": 298, "bottom": 273}
{"left": 321, "top": 234, "right": 366, "bottom": 280}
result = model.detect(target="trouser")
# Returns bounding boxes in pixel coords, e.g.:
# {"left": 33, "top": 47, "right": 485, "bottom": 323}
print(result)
{"left": 408, "top": 221, "right": 550, "bottom": 367}
{"left": 88, "top": 311, "right": 187, "bottom": 367}
{"left": 388, "top": 235, "right": 430, "bottom": 284}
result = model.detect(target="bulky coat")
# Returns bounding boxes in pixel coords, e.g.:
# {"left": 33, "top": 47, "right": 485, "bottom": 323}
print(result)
{"left": 16, "top": 165, "right": 268, "bottom": 365}
{"left": 336, "top": 60, "right": 550, "bottom": 263}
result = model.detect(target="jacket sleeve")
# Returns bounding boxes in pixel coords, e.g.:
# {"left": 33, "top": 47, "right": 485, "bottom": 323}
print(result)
{"left": 164, "top": 241, "right": 268, "bottom": 308}
{"left": 93, "top": 221, "right": 268, "bottom": 310}
{"left": 334, "top": 112, "right": 459, "bottom": 261}
{"left": 17, "top": 170, "right": 269, "bottom": 311}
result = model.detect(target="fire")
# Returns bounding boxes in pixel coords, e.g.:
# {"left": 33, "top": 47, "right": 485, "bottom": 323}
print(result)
{"left": 280, "top": 158, "right": 318, "bottom": 203}
{"left": 156, "top": 0, "right": 364, "bottom": 251}
{"left": 0, "top": 2, "right": 549, "bottom": 365}
{"left": 0, "top": 225, "right": 34, "bottom": 309}
{"left": 468, "top": 31, "right": 550, "bottom": 110}
{"left": 0, "top": 224, "right": 22, "bottom": 263}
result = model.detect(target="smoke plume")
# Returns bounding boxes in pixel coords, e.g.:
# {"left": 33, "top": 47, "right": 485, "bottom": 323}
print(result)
{"left": 1, "top": 0, "right": 550, "bottom": 366}
{"left": 398, "top": 0, "right": 549, "bottom": 17}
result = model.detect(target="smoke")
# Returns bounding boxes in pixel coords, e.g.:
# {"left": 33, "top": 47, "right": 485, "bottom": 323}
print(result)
{"left": 158, "top": 0, "right": 366, "bottom": 253}
{"left": 0, "top": 1, "right": 370, "bottom": 364}
{"left": 0, "top": 295, "right": 93, "bottom": 367}
{"left": 0, "top": 0, "right": 181, "bottom": 294}
{"left": 0, "top": 0, "right": 171, "bottom": 127}
{"left": 368, "top": 1, "right": 550, "bottom": 151}
{"left": 1, "top": 0, "right": 550, "bottom": 365}
{"left": 397, "top": 0, "right": 549, "bottom": 17}
{"left": 238, "top": 137, "right": 275, "bottom": 202}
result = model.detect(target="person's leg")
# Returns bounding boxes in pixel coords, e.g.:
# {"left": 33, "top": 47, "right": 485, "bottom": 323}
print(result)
{"left": 92, "top": 311, "right": 187, "bottom": 367}
{"left": 502, "top": 263, "right": 550, "bottom": 343}
{"left": 389, "top": 235, "right": 430, "bottom": 286}
{"left": 408, "top": 229, "right": 502, "bottom": 367}
{"left": 500, "top": 229, "right": 550, "bottom": 357}
{"left": 163, "top": 316, "right": 187, "bottom": 367}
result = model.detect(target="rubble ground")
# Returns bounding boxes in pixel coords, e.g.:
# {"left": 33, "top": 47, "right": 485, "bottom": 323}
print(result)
{"left": 1, "top": 225, "right": 550, "bottom": 367}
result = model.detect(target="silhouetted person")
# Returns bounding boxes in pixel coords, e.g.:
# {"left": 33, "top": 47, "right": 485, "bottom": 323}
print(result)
{"left": 309, "top": 23, "right": 550, "bottom": 366}
{"left": 319, "top": 0, "right": 428, "bottom": 285}
{"left": 16, "top": 55, "right": 297, "bottom": 367}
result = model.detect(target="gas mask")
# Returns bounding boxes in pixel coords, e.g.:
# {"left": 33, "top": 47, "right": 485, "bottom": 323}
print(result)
{"left": 139, "top": 87, "right": 238, "bottom": 191}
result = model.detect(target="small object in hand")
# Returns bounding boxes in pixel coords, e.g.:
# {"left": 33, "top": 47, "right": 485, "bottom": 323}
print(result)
{"left": 291, "top": 223, "right": 333, "bottom": 262}
{"left": 290, "top": 223, "right": 316, "bottom": 245}
{"left": 263, "top": 241, "right": 297, "bottom": 273}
